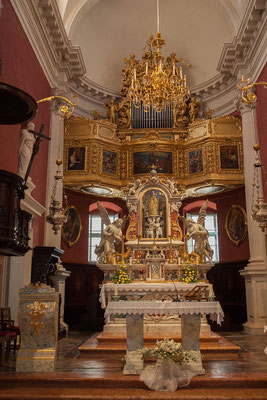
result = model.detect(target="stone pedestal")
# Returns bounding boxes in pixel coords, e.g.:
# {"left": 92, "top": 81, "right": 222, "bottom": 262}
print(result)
{"left": 50, "top": 263, "right": 71, "bottom": 334}
{"left": 123, "top": 314, "right": 144, "bottom": 375}
{"left": 16, "top": 283, "right": 59, "bottom": 372}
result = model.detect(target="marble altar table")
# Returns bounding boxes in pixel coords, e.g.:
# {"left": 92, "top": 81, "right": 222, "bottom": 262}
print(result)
{"left": 104, "top": 300, "right": 224, "bottom": 375}
{"left": 100, "top": 283, "right": 211, "bottom": 336}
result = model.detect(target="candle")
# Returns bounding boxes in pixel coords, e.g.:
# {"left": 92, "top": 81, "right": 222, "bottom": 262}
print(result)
{"left": 146, "top": 62, "right": 148, "bottom": 75}
{"left": 129, "top": 256, "right": 133, "bottom": 266}
{"left": 172, "top": 63, "right": 175, "bottom": 75}
{"left": 209, "top": 284, "right": 214, "bottom": 298}
{"left": 180, "top": 66, "right": 183, "bottom": 78}
{"left": 178, "top": 257, "right": 181, "bottom": 266}
{"left": 196, "top": 257, "right": 199, "bottom": 266}
{"left": 134, "top": 68, "right": 136, "bottom": 81}
{"left": 114, "top": 285, "right": 118, "bottom": 296}
{"left": 184, "top": 74, "right": 186, "bottom": 85}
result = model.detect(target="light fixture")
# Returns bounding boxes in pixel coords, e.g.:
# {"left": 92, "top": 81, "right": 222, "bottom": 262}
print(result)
{"left": 46, "top": 159, "right": 68, "bottom": 234}
{"left": 251, "top": 144, "right": 267, "bottom": 232}
{"left": 237, "top": 75, "right": 267, "bottom": 105}
{"left": 121, "top": 0, "right": 190, "bottom": 113}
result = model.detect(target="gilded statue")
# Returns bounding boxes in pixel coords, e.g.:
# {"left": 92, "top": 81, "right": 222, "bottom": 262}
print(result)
{"left": 148, "top": 192, "right": 159, "bottom": 216}
{"left": 173, "top": 101, "right": 188, "bottom": 127}
{"left": 104, "top": 99, "right": 118, "bottom": 124}
{"left": 189, "top": 97, "right": 201, "bottom": 123}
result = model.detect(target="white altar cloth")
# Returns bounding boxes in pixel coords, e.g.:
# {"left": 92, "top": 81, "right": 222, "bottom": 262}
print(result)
{"left": 100, "top": 282, "right": 209, "bottom": 309}
{"left": 104, "top": 301, "right": 224, "bottom": 325}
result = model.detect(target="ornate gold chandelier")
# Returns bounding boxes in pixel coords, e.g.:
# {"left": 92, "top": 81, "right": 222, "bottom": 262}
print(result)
{"left": 121, "top": 1, "right": 190, "bottom": 113}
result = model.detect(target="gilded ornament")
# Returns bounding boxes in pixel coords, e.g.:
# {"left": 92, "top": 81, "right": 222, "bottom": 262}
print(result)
{"left": 26, "top": 301, "right": 48, "bottom": 335}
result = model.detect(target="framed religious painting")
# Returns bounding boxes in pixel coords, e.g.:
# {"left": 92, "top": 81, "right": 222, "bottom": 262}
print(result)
{"left": 102, "top": 149, "right": 117, "bottom": 175}
{"left": 188, "top": 149, "right": 203, "bottom": 174}
{"left": 133, "top": 151, "right": 173, "bottom": 175}
{"left": 225, "top": 205, "right": 247, "bottom": 246}
{"left": 67, "top": 147, "right": 86, "bottom": 171}
{"left": 62, "top": 206, "right": 82, "bottom": 247}
{"left": 219, "top": 145, "right": 239, "bottom": 170}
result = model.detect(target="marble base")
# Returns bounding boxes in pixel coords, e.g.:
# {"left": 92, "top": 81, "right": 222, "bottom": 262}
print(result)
{"left": 123, "top": 350, "right": 144, "bottom": 375}
{"left": 123, "top": 315, "right": 144, "bottom": 375}
{"left": 16, "top": 349, "right": 56, "bottom": 372}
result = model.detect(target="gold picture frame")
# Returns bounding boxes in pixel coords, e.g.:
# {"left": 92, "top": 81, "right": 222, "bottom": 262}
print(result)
{"left": 225, "top": 205, "right": 247, "bottom": 246}
{"left": 62, "top": 206, "right": 82, "bottom": 247}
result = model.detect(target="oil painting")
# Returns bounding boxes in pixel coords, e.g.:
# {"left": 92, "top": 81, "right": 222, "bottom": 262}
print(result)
{"left": 188, "top": 149, "right": 203, "bottom": 174}
{"left": 102, "top": 150, "right": 117, "bottom": 175}
{"left": 62, "top": 206, "right": 82, "bottom": 247}
{"left": 133, "top": 151, "right": 172, "bottom": 175}
{"left": 67, "top": 147, "right": 86, "bottom": 171}
{"left": 225, "top": 205, "right": 247, "bottom": 246}
{"left": 220, "top": 145, "right": 239, "bottom": 169}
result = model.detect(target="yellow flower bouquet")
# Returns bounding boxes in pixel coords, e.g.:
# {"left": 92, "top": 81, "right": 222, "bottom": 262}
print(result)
{"left": 112, "top": 262, "right": 131, "bottom": 284}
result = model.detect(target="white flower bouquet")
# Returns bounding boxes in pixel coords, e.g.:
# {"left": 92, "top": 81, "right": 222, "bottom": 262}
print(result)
{"left": 139, "top": 338, "right": 200, "bottom": 392}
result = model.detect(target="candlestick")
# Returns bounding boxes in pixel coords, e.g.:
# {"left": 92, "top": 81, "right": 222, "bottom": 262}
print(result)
{"left": 169, "top": 235, "right": 173, "bottom": 264}
{"left": 137, "top": 235, "right": 141, "bottom": 264}
{"left": 114, "top": 285, "right": 118, "bottom": 296}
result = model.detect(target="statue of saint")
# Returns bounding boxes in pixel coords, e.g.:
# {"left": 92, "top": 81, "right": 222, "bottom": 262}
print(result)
{"left": 148, "top": 192, "right": 159, "bottom": 216}
{"left": 18, "top": 122, "right": 35, "bottom": 178}
{"left": 189, "top": 97, "right": 200, "bottom": 123}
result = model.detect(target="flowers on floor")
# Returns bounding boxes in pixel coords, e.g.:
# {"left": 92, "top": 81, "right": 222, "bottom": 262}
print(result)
{"left": 112, "top": 262, "right": 131, "bottom": 284}
{"left": 141, "top": 338, "right": 199, "bottom": 364}
{"left": 181, "top": 263, "right": 199, "bottom": 284}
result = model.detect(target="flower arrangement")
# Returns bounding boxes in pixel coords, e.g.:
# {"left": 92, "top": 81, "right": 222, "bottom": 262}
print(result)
{"left": 140, "top": 338, "right": 199, "bottom": 364}
{"left": 181, "top": 262, "right": 199, "bottom": 284}
{"left": 112, "top": 262, "right": 131, "bottom": 284}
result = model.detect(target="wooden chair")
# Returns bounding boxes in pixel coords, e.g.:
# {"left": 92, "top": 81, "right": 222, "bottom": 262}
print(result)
{"left": 0, "top": 321, "right": 17, "bottom": 359}
{"left": 0, "top": 308, "right": 20, "bottom": 350}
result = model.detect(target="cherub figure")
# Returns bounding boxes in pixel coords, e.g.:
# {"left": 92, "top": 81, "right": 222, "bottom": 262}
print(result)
{"left": 184, "top": 200, "right": 214, "bottom": 262}
{"left": 154, "top": 217, "right": 163, "bottom": 238}
{"left": 95, "top": 201, "right": 127, "bottom": 261}
{"left": 189, "top": 97, "right": 201, "bottom": 123}
{"left": 145, "top": 217, "right": 155, "bottom": 238}
{"left": 104, "top": 99, "right": 118, "bottom": 124}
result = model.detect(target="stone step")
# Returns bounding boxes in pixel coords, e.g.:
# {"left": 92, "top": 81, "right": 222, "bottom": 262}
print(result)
{"left": 0, "top": 385, "right": 267, "bottom": 399}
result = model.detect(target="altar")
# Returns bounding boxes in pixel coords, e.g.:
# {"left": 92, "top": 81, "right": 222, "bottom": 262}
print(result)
{"left": 104, "top": 300, "right": 224, "bottom": 375}
{"left": 100, "top": 282, "right": 212, "bottom": 335}
{"left": 96, "top": 168, "right": 217, "bottom": 338}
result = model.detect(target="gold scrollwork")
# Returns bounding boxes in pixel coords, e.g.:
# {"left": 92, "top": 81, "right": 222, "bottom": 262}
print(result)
{"left": 26, "top": 301, "right": 48, "bottom": 335}
{"left": 237, "top": 77, "right": 267, "bottom": 105}
{"left": 37, "top": 94, "right": 78, "bottom": 119}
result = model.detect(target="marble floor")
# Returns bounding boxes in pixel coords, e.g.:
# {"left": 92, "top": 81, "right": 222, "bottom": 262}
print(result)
{"left": 0, "top": 331, "right": 266, "bottom": 399}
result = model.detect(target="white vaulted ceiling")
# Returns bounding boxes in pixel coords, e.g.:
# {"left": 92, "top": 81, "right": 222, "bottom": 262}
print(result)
{"left": 57, "top": 0, "right": 249, "bottom": 95}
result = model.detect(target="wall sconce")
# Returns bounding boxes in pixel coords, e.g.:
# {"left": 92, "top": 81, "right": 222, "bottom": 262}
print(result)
{"left": 237, "top": 75, "right": 267, "bottom": 105}
{"left": 251, "top": 144, "right": 267, "bottom": 232}
{"left": 46, "top": 159, "right": 68, "bottom": 234}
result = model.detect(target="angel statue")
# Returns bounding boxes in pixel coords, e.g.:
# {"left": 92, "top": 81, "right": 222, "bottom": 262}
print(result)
{"left": 95, "top": 202, "right": 127, "bottom": 262}
{"left": 184, "top": 200, "right": 214, "bottom": 262}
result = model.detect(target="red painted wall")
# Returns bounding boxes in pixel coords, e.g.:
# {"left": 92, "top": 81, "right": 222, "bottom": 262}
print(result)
{"left": 181, "top": 187, "right": 249, "bottom": 263}
{"left": 0, "top": 0, "right": 51, "bottom": 246}
{"left": 256, "top": 62, "right": 267, "bottom": 202}
{"left": 60, "top": 189, "right": 128, "bottom": 264}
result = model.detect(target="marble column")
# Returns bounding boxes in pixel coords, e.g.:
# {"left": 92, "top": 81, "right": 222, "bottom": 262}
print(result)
{"left": 123, "top": 314, "right": 144, "bottom": 375}
{"left": 50, "top": 263, "right": 71, "bottom": 333}
{"left": 181, "top": 314, "right": 204, "bottom": 374}
{"left": 237, "top": 98, "right": 267, "bottom": 334}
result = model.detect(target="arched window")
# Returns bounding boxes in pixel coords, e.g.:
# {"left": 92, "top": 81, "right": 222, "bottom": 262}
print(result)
{"left": 184, "top": 201, "right": 219, "bottom": 262}
{"left": 88, "top": 202, "right": 122, "bottom": 263}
